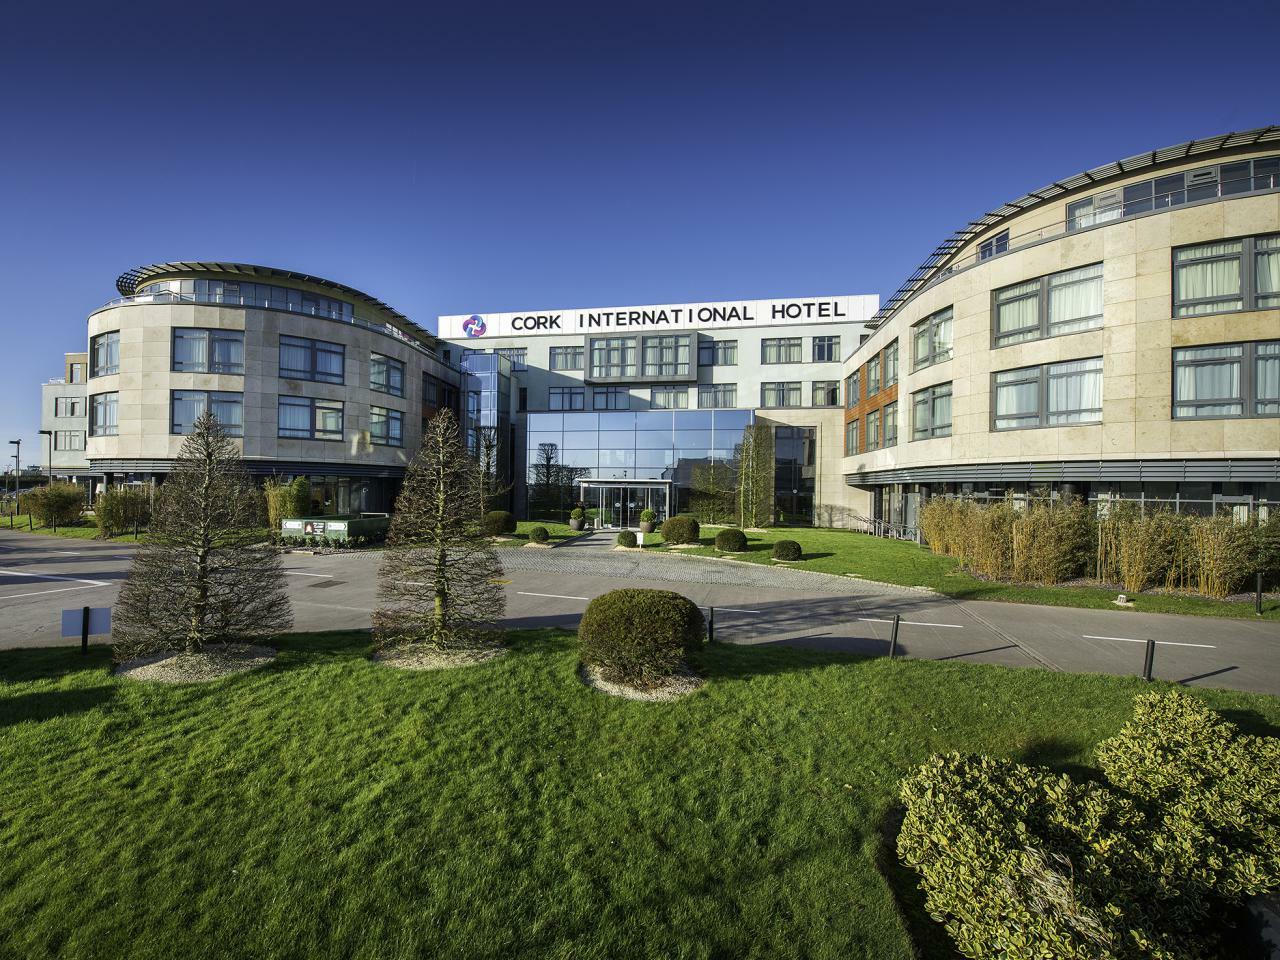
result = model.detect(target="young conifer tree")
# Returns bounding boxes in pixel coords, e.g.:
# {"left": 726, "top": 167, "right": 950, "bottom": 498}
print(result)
{"left": 111, "top": 412, "right": 292, "bottom": 660}
{"left": 373, "top": 409, "right": 506, "bottom": 650}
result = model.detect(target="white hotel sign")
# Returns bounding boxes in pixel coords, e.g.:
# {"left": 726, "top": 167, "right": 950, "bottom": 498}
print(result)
{"left": 438, "top": 295, "right": 878, "bottom": 340}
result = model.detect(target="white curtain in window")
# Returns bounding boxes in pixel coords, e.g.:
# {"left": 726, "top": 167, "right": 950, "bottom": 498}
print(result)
{"left": 317, "top": 348, "right": 344, "bottom": 380}
{"left": 1174, "top": 346, "right": 1241, "bottom": 415}
{"left": 174, "top": 332, "right": 209, "bottom": 369}
{"left": 996, "top": 282, "right": 1039, "bottom": 335}
{"left": 280, "top": 341, "right": 310, "bottom": 374}
{"left": 1257, "top": 238, "right": 1280, "bottom": 305}
{"left": 931, "top": 391, "right": 952, "bottom": 432}
{"left": 279, "top": 399, "right": 311, "bottom": 434}
{"left": 172, "top": 392, "right": 203, "bottom": 431}
{"left": 1047, "top": 359, "right": 1103, "bottom": 423}
{"left": 210, "top": 394, "right": 243, "bottom": 433}
{"left": 1175, "top": 241, "right": 1243, "bottom": 315}
{"left": 1048, "top": 264, "right": 1103, "bottom": 331}
{"left": 996, "top": 379, "right": 1038, "bottom": 417}
{"left": 212, "top": 335, "right": 243, "bottom": 372}
{"left": 1257, "top": 343, "right": 1280, "bottom": 412}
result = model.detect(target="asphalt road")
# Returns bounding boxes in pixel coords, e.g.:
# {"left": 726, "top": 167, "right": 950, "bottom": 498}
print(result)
{"left": 2, "top": 529, "right": 1278, "bottom": 695}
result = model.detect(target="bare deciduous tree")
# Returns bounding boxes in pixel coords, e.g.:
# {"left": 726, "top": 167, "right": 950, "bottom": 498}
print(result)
{"left": 735, "top": 422, "right": 774, "bottom": 528}
{"left": 374, "top": 410, "right": 506, "bottom": 650}
{"left": 474, "top": 424, "right": 511, "bottom": 515}
{"left": 111, "top": 412, "right": 292, "bottom": 661}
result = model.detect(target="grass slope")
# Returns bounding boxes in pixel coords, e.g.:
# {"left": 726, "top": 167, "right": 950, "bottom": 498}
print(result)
{"left": 649, "top": 526, "right": 1280, "bottom": 620}
{"left": 0, "top": 514, "right": 144, "bottom": 542}
{"left": 2, "top": 630, "right": 1277, "bottom": 960}
{"left": 491, "top": 520, "right": 582, "bottom": 548}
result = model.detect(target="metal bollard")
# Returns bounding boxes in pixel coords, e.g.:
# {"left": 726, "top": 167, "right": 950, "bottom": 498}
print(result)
{"left": 888, "top": 613, "right": 900, "bottom": 660}
{"left": 81, "top": 606, "right": 90, "bottom": 655}
{"left": 1141, "top": 638, "right": 1155, "bottom": 682}
{"left": 1257, "top": 571, "right": 1264, "bottom": 617}
{"left": 708, "top": 606, "right": 715, "bottom": 644}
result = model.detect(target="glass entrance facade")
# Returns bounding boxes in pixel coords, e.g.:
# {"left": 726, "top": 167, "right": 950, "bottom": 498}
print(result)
{"left": 581, "top": 482, "right": 671, "bottom": 528}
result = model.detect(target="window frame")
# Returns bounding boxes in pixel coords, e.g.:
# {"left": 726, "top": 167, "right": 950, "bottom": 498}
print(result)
{"left": 277, "top": 396, "right": 345, "bottom": 440}
{"left": 910, "top": 383, "right": 953, "bottom": 441}
{"left": 760, "top": 381, "right": 802, "bottom": 408}
{"left": 54, "top": 430, "right": 85, "bottom": 451}
{"left": 697, "top": 383, "right": 737, "bottom": 409}
{"left": 865, "top": 408, "right": 881, "bottom": 451}
{"left": 811, "top": 380, "right": 840, "bottom": 407}
{"left": 812, "top": 335, "right": 840, "bottom": 363}
{"left": 978, "top": 229, "right": 1009, "bottom": 261}
{"left": 90, "top": 331, "right": 120, "bottom": 378}
{"left": 992, "top": 263, "right": 1104, "bottom": 348}
{"left": 990, "top": 357, "right": 1104, "bottom": 431}
{"left": 883, "top": 340, "right": 899, "bottom": 387}
{"left": 649, "top": 385, "right": 689, "bottom": 409}
{"left": 369, "top": 405, "right": 404, "bottom": 446}
{"left": 698, "top": 339, "right": 738, "bottom": 367}
{"left": 592, "top": 386, "right": 630, "bottom": 410}
{"left": 844, "top": 418, "right": 860, "bottom": 456}
{"left": 171, "top": 328, "right": 246, "bottom": 375}
{"left": 1172, "top": 234, "right": 1279, "bottom": 318}
{"left": 588, "top": 336, "right": 638, "bottom": 380}
{"left": 882, "top": 401, "right": 899, "bottom": 448}
{"left": 170, "top": 390, "right": 245, "bottom": 436}
{"left": 640, "top": 335, "right": 692, "bottom": 379}
{"left": 1171, "top": 340, "right": 1280, "bottom": 419}
{"left": 912, "top": 307, "right": 954, "bottom": 371}
{"left": 279, "top": 334, "right": 345, "bottom": 384}
{"left": 549, "top": 345, "right": 584, "bottom": 371}
{"left": 89, "top": 391, "right": 118, "bottom": 437}
{"left": 549, "top": 386, "right": 585, "bottom": 410}
{"left": 761, "top": 337, "right": 803, "bottom": 364}
{"left": 54, "top": 397, "right": 84, "bottom": 418}
{"left": 369, "top": 352, "right": 405, "bottom": 397}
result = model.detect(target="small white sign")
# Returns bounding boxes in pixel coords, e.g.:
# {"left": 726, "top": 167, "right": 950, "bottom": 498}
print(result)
{"left": 61, "top": 607, "right": 111, "bottom": 638}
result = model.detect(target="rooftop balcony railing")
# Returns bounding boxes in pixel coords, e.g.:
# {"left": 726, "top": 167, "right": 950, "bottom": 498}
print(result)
{"left": 92, "top": 289, "right": 451, "bottom": 365}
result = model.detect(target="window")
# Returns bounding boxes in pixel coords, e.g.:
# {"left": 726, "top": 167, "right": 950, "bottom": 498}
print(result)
{"left": 369, "top": 353, "right": 405, "bottom": 396}
{"left": 844, "top": 372, "right": 859, "bottom": 408}
{"left": 866, "top": 355, "right": 881, "bottom": 395}
{"left": 593, "top": 386, "right": 630, "bottom": 410}
{"left": 844, "top": 418, "right": 859, "bottom": 455}
{"left": 1173, "top": 234, "right": 1279, "bottom": 317}
{"left": 913, "top": 307, "right": 953, "bottom": 370}
{"left": 911, "top": 383, "right": 952, "bottom": 440}
{"left": 370, "top": 406, "right": 403, "bottom": 446}
{"left": 1172, "top": 341, "right": 1280, "bottom": 418}
{"left": 978, "top": 230, "right": 1009, "bottom": 261}
{"left": 812, "top": 381, "right": 840, "bottom": 407}
{"left": 170, "top": 390, "right": 244, "bottom": 436}
{"left": 812, "top": 336, "right": 840, "bottom": 363}
{"left": 496, "top": 347, "right": 527, "bottom": 371}
{"left": 761, "top": 382, "right": 801, "bottom": 407}
{"left": 650, "top": 385, "right": 688, "bottom": 409}
{"left": 761, "top": 338, "right": 802, "bottom": 364}
{"left": 68, "top": 363, "right": 86, "bottom": 384}
{"left": 993, "top": 263, "right": 1103, "bottom": 346}
{"left": 518, "top": 386, "right": 528, "bottom": 412}
{"left": 642, "top": 335, "right": 691, "bottom": 378}
{"left": 279, "top": 335, "right": 344, "bottom": 383}
{"left": 589, "top": 337, "right": 637, "bottom": 379}
{"left": 278, "top": 396, "right": 344, "bottom": 439}
{"left": 54, "top": 397, "right": 84, "bottom": 418}
{"left": 698, "top": 384, "right": 737, "bottom": 408}
{"left": 138, "top": 278, "right": 357, "bottom": 321}
{"left": 54, "top": 430, "right": 84, "bottom": 451}
{"left": 866, "top": 409, "right": 881, "bottom": 451}
{"left": 172, "top": 328, "right": 245, "bottom": 374}
{"left": 549, "top": 345, "right": 584, "bottom": 371}
{"left": 884, "top": 340, "right": 899, "bottom": 386}
{"left": 698, "top": 339, "right": 737, "bottom": 366}
{"left": 549, "top": 387, "right": 584, "bottom": 410}
{"left": 89, "top": 392, "right": 118, "bottom": 436}
{"left": 883, "top": 401, "right": 898, "bottom": 447}
{"left": 992, "top": 358, "right": 1103, "bottom": 430}
{"left": 90, "top": 332, "right": 119, "bottom": 377}
{"left": 1066, "top": 190, "right": 1123, "bottom": 230}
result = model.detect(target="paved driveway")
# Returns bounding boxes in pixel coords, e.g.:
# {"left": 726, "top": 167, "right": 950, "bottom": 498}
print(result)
{"left": 2, "top": 529, "right": 1278, "bottom": 695}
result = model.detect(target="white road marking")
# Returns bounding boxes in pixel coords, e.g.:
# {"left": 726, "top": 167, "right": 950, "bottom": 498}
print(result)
{"left": 1083, "top": 634, "right": 1216, "bottom": 649}
{"left": 0, "top": 568, "right": 111, "bottom": 602}
{"left": 703, "top": 606, "right": 762, "bottom": 614}
{"left": 517, "top": 591, "right": 590, "bottom": 602}
{"left": 283, "top": 571, "right": 333, "bottom": 579}
{"left": 859, "top": 617, "right": 964, "bottom": 629}
{"left": 49, "top": 550, "right": 83, "bottom": 555}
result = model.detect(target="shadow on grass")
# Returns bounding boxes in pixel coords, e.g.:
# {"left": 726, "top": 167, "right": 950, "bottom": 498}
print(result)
{"left": 875, "top": 805, "right": 963, "bottom": 960}
{"left": 1016, "top": 735, "right": 1102, "bottom": 784}
{"left": 0, "top": 685, "right": 116, "bottom": 727}
{"left": 695, "top": 641, "right": 869, "bottom": 682}
{"left": 1217, "top": 708, "right": 1280, "bottom": 739}
{"left": 0, "top": 645, "right": 113, "bottom": 682}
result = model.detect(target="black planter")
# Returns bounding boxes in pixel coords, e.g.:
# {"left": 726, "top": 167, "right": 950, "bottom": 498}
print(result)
{"left": 638, "top": 521, "right": 655, "bottom": 534}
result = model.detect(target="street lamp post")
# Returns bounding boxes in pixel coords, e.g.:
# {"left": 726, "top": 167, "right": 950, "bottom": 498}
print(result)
{"left": 38, "top": 430, "right": 52, "bottom": 486}
{"left": 8, "top": 439, "right": 19, "bottom": 506}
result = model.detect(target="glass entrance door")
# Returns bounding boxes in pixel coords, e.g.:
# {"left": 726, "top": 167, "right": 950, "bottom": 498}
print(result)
{"left": 585, "top": 484, "right": 669, "bottom": 529}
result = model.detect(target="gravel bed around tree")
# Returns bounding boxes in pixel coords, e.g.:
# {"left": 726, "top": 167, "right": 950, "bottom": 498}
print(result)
{"left": 372, "top": 645, "right": 508, "bottom": 671}
{"left": 115, "top": 644, "right": 277, "bottom": 683}
{"left": 578, "top": 663, "right": 704, "bottom": 701}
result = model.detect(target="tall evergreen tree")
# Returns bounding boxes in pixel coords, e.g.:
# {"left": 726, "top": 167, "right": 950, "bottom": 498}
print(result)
{"left": 374, "top": 410, "right": 506, "bottom": 650}
{"left": 112, "top": 412, "right": 292, "bottom": 661}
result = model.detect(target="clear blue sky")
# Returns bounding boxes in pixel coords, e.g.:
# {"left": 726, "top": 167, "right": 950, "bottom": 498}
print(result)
{"left": 1, "top": 0, "right": 1277, "bottom": 468}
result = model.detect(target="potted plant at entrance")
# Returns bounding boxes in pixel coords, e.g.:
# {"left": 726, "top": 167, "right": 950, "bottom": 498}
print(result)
{"left": 638, "top": 508, "right": 657, "bottom": 535}
{"left": 569, "top": 507, "right": 585, "bottom": 532}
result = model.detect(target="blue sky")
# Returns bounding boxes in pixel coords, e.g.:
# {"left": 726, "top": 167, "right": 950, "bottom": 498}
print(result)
{"left": 1, "top": 0, "right": 1277, "bottom": 467}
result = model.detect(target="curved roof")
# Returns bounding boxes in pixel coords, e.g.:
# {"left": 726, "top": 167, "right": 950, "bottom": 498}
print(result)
{"left": 115, "top": 261, "right": 427, "bottom": 335}
{"left": 871, "top": 124, "right": 1280, "bottom": 326}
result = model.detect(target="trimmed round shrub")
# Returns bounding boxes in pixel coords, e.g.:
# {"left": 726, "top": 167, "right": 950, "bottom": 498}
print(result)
{"left": 569, "top": 507, "right": 584, "bottom": 520}
{"left": 715, "top": 528, "right": 747, "bottom": 552}
{"left": 482, "top": 510, "right": 517, "bottom": 536}
{"left": 616, "top": 530, "right": 637, "bottom": 548}
{"left": 578, "top": 588, "right": 705, "bottom": 684}
{"left": 772, "top": 539, "right": 802, "bottom": 561}
{"left": 660, "top": 514, "right": 700, "bottom": 545}
{"left": 528, "top": 525, "right": 550, "bottom": 544}
{"left": 639, "top": 508, "right": 656, "bottom": 524}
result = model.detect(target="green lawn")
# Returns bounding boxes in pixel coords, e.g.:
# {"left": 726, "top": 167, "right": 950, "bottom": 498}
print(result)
{"left": 0, "top": 514, "right": 145, "bottom": 542}
{"left": 2, "top": 629, "right": 1277, "bottom": 959}
{"left": 491, "top": 520, "right": 584, "bottom": 548}
{"left": 647, "top": 525, "right": 1280, "bottom": 620}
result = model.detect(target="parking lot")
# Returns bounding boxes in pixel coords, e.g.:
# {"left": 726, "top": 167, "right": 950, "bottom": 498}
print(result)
{"left": 2, "top": 529, "right": 1278, "bottom": 694}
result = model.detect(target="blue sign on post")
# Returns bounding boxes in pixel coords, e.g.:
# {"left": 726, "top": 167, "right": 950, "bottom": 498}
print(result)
{"left": 62, "top": 607, "right": 111, "bottom": 654}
